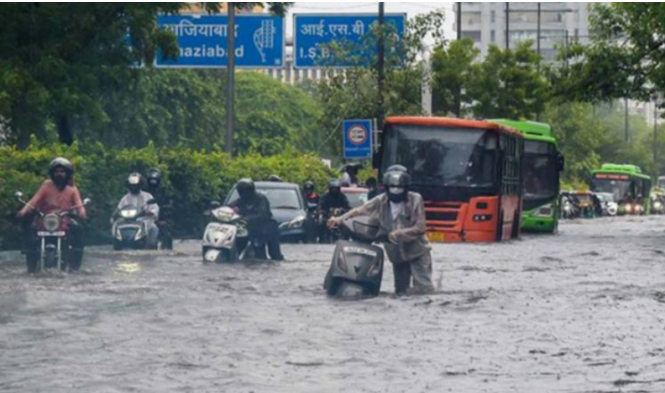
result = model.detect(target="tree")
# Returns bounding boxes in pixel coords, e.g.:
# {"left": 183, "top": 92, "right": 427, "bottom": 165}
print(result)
{"left": 466, "top": 41, "right": 549, "bottom": 119}
{"left": 430, "top": 38, "right": 479, "bottom": 117}
{"left": 0, "top": 2, "right": 292, "bottom": 147}
{"left": 550, "top": 3, "right": 665, "bottom": 106}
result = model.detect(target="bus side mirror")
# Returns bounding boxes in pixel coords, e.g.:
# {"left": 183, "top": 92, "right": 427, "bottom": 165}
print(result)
{"left": 557, "top": 155, "right": 565, "bottom": 172}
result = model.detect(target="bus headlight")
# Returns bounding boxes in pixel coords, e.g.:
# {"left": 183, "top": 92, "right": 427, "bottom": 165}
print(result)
{"left": 623, "top": 204, "right": 633, "bottom": 213}
{"left": 535, "top": 204, "right": 554, "bottom": 217}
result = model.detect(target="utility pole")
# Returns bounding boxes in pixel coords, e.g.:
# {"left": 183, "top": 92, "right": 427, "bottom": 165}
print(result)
{"left": 624, "top": 98, "right": 629, "bottom": 142}
{"left": 456, "top": 2, "right": 462, "bottom": 40}
{"left": 536, "top": 3, "right": 541, "bottom": 71}
{"left": 505, "top": 2, "right": 510, "bottom": 50}
{"left": 377, "top": 2, "right": 385, "bottom": 128}
{"left": 655, "top": 100, "right": 659, "bottom": 179}
{"left": 226, "top": 2, "right": 236, "bottom": 155}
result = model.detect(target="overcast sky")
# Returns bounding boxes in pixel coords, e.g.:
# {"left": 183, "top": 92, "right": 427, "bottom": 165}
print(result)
{"left": 285, "top": 2, "right": 456, "bottom": 42}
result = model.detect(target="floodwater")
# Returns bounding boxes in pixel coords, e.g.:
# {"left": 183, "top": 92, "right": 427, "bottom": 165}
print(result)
{"left": 2, "top": 217, "right": 665, "bottom": 392}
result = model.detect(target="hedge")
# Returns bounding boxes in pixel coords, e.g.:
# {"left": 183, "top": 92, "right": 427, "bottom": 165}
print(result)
{"left": 0, "top": 140, "right": 336, "bottom": 250}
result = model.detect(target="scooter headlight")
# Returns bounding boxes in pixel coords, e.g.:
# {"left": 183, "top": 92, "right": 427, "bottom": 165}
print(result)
{"left": 336, "top": 251, "right": 348, "bottom": 273}
{"left": 121, "top": 209, "right": 139, "bottom": 219}
{"left": 655, "top": 201, "right": 663, "bottom": 210}
{"left": 213, "top": 207, "right": 236, "bottom": 223}
{"left": 367, "top": 260, "right": 382, "bottom": 277}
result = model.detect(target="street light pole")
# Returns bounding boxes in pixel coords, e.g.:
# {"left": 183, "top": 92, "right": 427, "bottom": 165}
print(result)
{"left": 456, "top": 2, "right": 462, "bottom": 40}
{"left": 226, "top": 2, "right": 235, "bottom": 155}
{"left": 536, "top": 2, "right": 541, "bottom": 68}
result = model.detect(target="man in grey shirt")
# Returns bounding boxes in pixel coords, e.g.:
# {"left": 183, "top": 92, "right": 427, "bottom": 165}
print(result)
{"left": 329, "top": 169, "right": 435, "bottom": 295}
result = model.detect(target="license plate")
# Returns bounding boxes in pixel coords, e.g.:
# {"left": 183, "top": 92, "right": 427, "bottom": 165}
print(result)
{"left": 37, "top": 231, "right": 65, "bottom": 237}
{"left": 427, "top": 232, "right": 445, "bottom": 242}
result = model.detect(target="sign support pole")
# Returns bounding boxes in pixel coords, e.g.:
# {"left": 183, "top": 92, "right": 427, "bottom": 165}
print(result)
{"left": 226, "top": 2, "right": 236, "bottom": 155}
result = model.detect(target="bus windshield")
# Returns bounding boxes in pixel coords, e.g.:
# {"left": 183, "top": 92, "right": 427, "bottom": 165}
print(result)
{"left": 524, "top": 141, "right": 558, "bottom": 203}
{"left": 591, "top": 177, "right": 631, "bottom": 202}
{"left": 382, "top": 125, "right": 497, "bottom": 189}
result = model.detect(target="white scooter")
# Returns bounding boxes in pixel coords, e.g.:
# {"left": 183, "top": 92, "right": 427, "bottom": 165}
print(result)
{"left": 202, "top": 206, "right": 249, "bottom": 263}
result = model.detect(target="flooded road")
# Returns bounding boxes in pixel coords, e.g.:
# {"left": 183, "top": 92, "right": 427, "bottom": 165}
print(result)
{"left": 2, "top": 217, "right": 665, "bottom": 392}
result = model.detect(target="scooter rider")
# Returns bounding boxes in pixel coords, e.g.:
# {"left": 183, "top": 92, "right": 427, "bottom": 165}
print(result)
{"left": 304, "top": 181, "right": 320, "bottom": 205}
{"left": 228, "top": 178, "right": 284, "bottom": 261}
{"left": 146, "top": 168, "right": 173, "bottom": 250}
{"left": 318, "top": 179, "right": 350, "bottom": 214}
{"left": 16, "top": 157, "right": 87, "bottom": 271}
{"left": 116, "top": 173, "right": 160, "bottom": 248}
{"left": 328, "top": 168, "right": 435, "bottom": 295}
{"left": 303, "top": 180, "right": 320, "bottom": 243}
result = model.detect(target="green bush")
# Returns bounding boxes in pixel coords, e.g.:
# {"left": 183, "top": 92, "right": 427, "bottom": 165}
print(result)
{"left": 0, "top": 143, "right": 333, "bottom": 250}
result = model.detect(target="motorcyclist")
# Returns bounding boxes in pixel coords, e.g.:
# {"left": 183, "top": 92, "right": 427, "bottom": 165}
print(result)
{"left": 340, "top": 164, "right": 360, "bottom": 188}
{"left": 303, "top": 181, "right": 320, "bottom": 206}
{"left": 228, "top": 178, "right": 284, "bottom": 261}
{"left": 366, "top": 177, "right": 379, "bottom": 200}
{"left": 303, "top": 180, "right": 320, "bottom": 243}
{"left": 318, "top": 179, "right": 350, "bottom": 214}
{"left": 146, "top": 168, "right": 173, "bottom": 250}
{"left": 16, "top": 157, "right": 87, "bottom": 272}
{"left": 328, "top": 168, "right": 435, "bottom": 296}
{"left": 115, "top": 173, "right": 160, "bottom": 248}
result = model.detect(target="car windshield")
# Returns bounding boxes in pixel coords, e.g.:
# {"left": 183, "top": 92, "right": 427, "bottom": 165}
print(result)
{"left": 344, "top": 191, "right": 368, "bottom": 208}
{"left": 591, "top": 178, "right": 631, "bottom": 202}
{"left": 524, "top": 141, "right": 558, "bottom": 201}
{"left": 382, "top": 125, "right": 497, "bottom": 189}
{"left": 228, "top": 187, "right": 302, "bottom": 210}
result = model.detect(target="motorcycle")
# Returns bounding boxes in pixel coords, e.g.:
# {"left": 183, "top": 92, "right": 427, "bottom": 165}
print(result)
{"left": 319, "top": 207, "right": 347, "bottom": 243}
{"left": 202, "top": 205, "right": 250, "bottom": 263}
{"left": 15, "top": 191, "right": 90, "bottom": 273}
{"left": 323, "top": 216, "right": 385, "bottom": 299}
{"left": 651, "top": 195, "right": 665, "bottom": 215}
{"left": 111, "top": 200, "right": 158, "bottom": 250}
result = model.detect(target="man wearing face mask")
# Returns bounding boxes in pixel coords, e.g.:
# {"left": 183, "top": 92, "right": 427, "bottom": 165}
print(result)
{"left": 328, "top": 168, "right": 435, "bottom": 295}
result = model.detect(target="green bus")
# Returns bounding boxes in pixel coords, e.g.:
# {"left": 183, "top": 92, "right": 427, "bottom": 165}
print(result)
{"left": 491, "top": 120, "right": 563, "bottom": 233}
{"left": 590, "top": 164, "right": 651, "bottom": 215}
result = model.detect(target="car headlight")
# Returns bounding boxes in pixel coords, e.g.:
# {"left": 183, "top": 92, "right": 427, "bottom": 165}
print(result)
{"left": 288, "top": 216, "right": 306, "bottom": 229}
{"left": 121, "top": 209, "right": 138, "bottom": 219}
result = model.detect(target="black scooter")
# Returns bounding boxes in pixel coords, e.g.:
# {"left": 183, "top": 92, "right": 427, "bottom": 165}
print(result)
{"left": 323, "top": 217, "right": 385, "bottom": 299}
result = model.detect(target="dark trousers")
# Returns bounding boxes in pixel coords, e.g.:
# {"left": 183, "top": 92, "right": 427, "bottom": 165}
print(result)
{"left": 157, "top": 220, "right": 173, "bottom": 250}
{"left": 244, "top": 221, "right": 284, "bottom": 261}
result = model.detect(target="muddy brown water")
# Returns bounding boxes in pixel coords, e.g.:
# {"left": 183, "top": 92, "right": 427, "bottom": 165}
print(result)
{"left": 2, "top": 217, "right": 665, "bottom": 392}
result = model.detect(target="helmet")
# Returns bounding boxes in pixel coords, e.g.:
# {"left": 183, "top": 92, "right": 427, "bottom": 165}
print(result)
{"left": 147, "top": 168, "right": 161, "bottom": 187}
{"left": 236, "top": 178, "right": 256, "bottom": 200}
{"left": 365, "top": 177, "right": 377, "bottom": 188}
{"left": 48, "top": 157, "right": 74, "bottom": 187}
{"left": 383, "top": 171, "right": 410, "bottom": 203}
{"left": 328, "top": 179, "right": 342, "bottom": 195}
{"left": 49, "top": 157, "right": 74, "bottom": 175}
{"left": 386, "top": 164, "right": 407, "bottom": 174}
{"left": 268, "top": 174, "right": 282, "bottom": 182}
{"left": 304, "top": 181, "right": 315, "bottom": 194}
{"left": 127, "top": 172, "right": 144, "bottom": 195}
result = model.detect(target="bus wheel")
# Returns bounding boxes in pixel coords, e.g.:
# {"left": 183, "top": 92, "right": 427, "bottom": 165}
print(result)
{"left": 496, "top": 211, "right": 504, "bottom": 242}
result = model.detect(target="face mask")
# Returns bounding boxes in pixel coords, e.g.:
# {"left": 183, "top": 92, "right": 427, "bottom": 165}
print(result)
{"left": 387, "top": 187, "right": 407, "bottom": 203}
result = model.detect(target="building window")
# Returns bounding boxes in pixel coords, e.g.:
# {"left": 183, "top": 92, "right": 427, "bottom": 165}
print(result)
{"left": 491, "top": 10, "right": 495, "bottom": 23}
{"left": 491, "top": 30, "right": 495, "bottom": 43}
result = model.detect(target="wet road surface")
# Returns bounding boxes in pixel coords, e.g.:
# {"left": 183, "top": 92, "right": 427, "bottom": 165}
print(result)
{"left": 2, "top": 217, "right": 665, "bottom": 392}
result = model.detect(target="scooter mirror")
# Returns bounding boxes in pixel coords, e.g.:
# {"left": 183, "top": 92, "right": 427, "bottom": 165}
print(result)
{"left": 210, "top": 201, "right": 221, "bottom": 208}
{"left": 146, "top": 199, "right": 157, "bottom": 205}
{"left": 83, "top": 198, "right": 92, "bottom": 205}
{"left": 14, "top": 191, "right": 23, "bottom": 200}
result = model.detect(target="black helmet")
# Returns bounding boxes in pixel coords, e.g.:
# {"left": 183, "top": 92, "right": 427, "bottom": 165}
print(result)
{"left": 237, "top": 178, "right": 256, "bottom": 200}
{"left": 383, "top": 171, "right": 410, "bottom": 203}
{"left": 328, "top": 179, "right": 342, "bottom": 194}
{"left": 147, "top": 168, "right": 161, "bottom": 187}
{"left": 365, "top": 177, "right": 377, "bottom": 188}
{"left": 268, "top": 174, "right": 282, "bottom": 182}
{"left": 386, "top": 164, "right": 408, "bottom": 174}
{"left": 127, "top": 172, "right": 144, "bottom": 195}
{"left": 304, "top": 180, "right": 315, "bottom": 193}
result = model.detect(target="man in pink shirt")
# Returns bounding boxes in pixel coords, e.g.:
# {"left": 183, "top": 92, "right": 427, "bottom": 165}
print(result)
{"left": 17, "top": 157, "right": 87, "bottom": 272}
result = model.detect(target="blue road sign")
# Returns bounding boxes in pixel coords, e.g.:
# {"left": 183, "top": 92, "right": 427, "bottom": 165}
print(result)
{"left": 343, "top": 119, "right": 373, "bottom": 159}
{"left": 294, "top": 14, "right": 406, "bottom": 68}
{"left": 156, "top": 15, "right": 284, "bottom": 68}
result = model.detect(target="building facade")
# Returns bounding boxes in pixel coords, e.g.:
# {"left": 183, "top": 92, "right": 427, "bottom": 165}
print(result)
{"left": 456, "top": 2, "right": 592, "bottom": 60}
